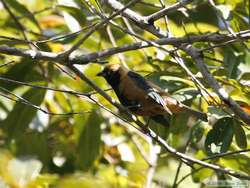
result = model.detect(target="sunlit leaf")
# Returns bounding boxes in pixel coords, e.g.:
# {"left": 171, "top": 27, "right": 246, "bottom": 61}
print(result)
{"left": 220, "top": 154, "right": 250, "bottom": 174}
{"left": 5, "top": 0, "right": 40, "bottom": 31}
{"left": 39, "top": 15, "right": 65, "bottom": 28}
{"left": 7, "top": 157, "right": 42, "bottom": 187}
{"left": 192, "top": 167, "right": 214, "bottom": 183}
{"left": 216, "top": 5, "right": 232, "bottom": 19}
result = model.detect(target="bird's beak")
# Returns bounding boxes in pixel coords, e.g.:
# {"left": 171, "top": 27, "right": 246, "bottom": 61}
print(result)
{"left": 96, "top": 71, "right": 104, "bottom": 77}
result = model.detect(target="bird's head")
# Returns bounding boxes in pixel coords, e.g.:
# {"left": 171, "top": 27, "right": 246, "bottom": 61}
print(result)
{"left": 97, "top": 64, "right": 121, "bottom": 78}
{"left": 97, "top": 64, "right": 128, "bottom": 86}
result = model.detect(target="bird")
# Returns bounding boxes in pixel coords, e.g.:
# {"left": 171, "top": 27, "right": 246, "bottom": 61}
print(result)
{"left": 97, "top": 64, "right": 207, "bottom": 127}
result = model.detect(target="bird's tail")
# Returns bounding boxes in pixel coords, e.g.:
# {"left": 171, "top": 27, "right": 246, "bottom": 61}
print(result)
{"left": 181, "top": 105, "right": 208, "bottom": 122}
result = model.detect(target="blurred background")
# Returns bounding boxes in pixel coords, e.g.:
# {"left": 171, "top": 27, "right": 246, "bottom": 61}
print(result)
{"left": 0, "top": 0, "right": 249, "bottom": 187}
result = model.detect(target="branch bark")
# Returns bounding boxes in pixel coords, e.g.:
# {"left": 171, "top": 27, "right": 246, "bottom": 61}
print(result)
{"left": 184, "top": 45, "right": 250, "bottom": 124}
{"left": 146, "top": 0, "right": 194, "bottom": 23}
{"left": 104, "top": 0, "right": 250, "bottom": 125}
{"left": 1, "top": 30, "right": 250, "bottom": 64}
{"left": 68, "top": 65, "right": 250, "bottom": 180}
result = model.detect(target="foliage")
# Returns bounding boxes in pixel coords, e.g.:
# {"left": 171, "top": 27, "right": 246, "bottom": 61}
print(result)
{"left": 0, "top": 0, "right": 249, "bottom": 187}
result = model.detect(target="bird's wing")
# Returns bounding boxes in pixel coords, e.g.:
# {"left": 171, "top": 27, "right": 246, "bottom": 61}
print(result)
{"left": 127, "top": 71, "right": 172, "bottom": 114}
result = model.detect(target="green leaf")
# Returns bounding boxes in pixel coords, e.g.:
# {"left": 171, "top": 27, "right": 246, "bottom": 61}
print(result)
{"left": 220, "top": 154, "right": 250, "bottom": 175}
{"left": 232, "top": 120, "right": 247, "bottom": 149}
{"left": 192, "top": 168, "right": 214, "bottom": 183}
{"left": 205, "top": 117, "right": 234, "bottom": 155}
{"left": 160, "top": 76, "right": 195, "bottom": 87}
{"left": 223, "top": 46, "right": 243, "bottom": 79}
{"left": 57, "top": 5, "right": 86, "bottom": 26}
{"left": 2, "top": 88, "right": 46, "bottom": 138}
{"left": 14, "top": 132, "right": 50, "bottom": 165}
{"left": 170, "top": 113, "right": 189, "bottom": 134}
{"left": 5, "top": 0, "right": 40, "bottom": 30}
{"left": 76, "top": 110, "right": 102, "bottom": 171}
{"left": 190, "top": 122, "right": 205, "bottom": 143}
{"left": 0, "top": 60, "right": 34, "bottom": 91}
{"left": 146, "top": 73, "right": 191, "bottom": 93}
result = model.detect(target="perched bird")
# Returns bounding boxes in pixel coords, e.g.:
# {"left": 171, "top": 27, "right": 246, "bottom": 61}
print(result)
{"left": 97, "top": 64, "right": 207, "bottom": 127}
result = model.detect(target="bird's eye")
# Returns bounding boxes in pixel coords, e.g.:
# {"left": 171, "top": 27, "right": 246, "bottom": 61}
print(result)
{"left": 100, "top": 69, "right": 112, "bottom": 77}
{"left": 103, "top": 69, "right": 109, "bottom": 75}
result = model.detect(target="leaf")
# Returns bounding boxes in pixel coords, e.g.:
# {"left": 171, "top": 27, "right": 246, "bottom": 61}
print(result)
{"left": 2, "top": 88, "right": 46, "bottom": 138}
{"left": 205, "top": 117, "right": 234, "bottom": 155}
{"left": 223, "top": 46, "right": 243, "bottom": 79}
{"left": 192, "top": 168, "right": 214, "bottom": 183}
{"left": 0, "top": 59, "right": 34, "bottom": 91}
{"left": 220, "top": 154, "right": 250, "bottom": 175}
{"left": 160, "top": 76, "right": 195, "bottom": 87}
{"left": 232, "top": 120, "right": 247, "bottom": 149}
{"left": 170, "top": 113, "right": 189, "bottom": 134}
{"left": 39, "top": 15, "right": 65, "bottom": 28}
{"left": 14, "top": 132, "right": 50, "bottom": 165}
{"left": 146, "top": 73, "right": 192, "bottom": 93}
{"left": 76, "top": 110, "right": 102, "bottom": 171}
{"left": 7, "top": 157, "right": 42, "bottom": 187}
{"left": 190, "top": 122, "right": 205, "bottom": 143}
{"left": 57, "top": 5, "right": 86, "bottom": 26}
{"left": 216, "top": 5, "right": 232, "bottom": 19}
{"left": 5, "top": 0, "right": 40, "bottom": 30}
{"left": 240, "top": 104, "right": 250, "bottom": 115}
{"left": 54, "top": 174, "right": 111, "bottom": 188}
{"left": 62, "top": 12, "right": 81, "bottom": 32}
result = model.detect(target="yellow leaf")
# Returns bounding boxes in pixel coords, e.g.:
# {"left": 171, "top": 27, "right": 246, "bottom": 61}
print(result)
{"left": 48, "top": 42, "right": 65, "bottom": 52}
{"left": 39, "top": 15, "right": 65, "bottom": 28}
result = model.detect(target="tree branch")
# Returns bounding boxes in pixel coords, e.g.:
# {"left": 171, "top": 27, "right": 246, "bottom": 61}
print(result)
{"left": 104, "top": 0, "right": 250, "bottom": 125}
{"left": 1, "top": 30, "right": 250, "bottom": 64}
{"left": 67, "top": 65, "right": 250, "bottom": 180}
{"left": 1, "top": 0, "right": 29, "bottom": 42}
{"left": 0, "top": 87, "right": 86, "bottom": 116}
{"left": 104, "top": 0, "right": 166, "bottom": 37}
{"left": 63, "top": 0, "right": 140, "bottom": 56}
{"left": 146, "top": 0, "right": 194, "bottom": 23}
{"left": 184, "top": 45, "right": 250, "bottom": 125}
{"left": 0, "top": 45, "right": 60, "bottom": 61}
{"left": 71, "top": 30, "right": 250, "bottom": 64}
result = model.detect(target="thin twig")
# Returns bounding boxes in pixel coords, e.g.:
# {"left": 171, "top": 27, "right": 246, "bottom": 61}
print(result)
{"left": 0, "top": 76, "right": 111, "bottom": 97}
{"left": 176, "top": 148, "right": 250, "bottom": 186}
{"left": 1, "top": 0, "right": 29, "bottom": 42}
{"left": 36, "top": 23, "right": 98, "bottom": 44}
{"left": 0, "top": 61, "right": 16, "bottom": 68}
{"left": 184, "top": 45, "right": 250, "bottom": 125}
{"left": 68, "top": 65, "right": 250, "bottom": 180}
{"left": 64, "top": 0, "right": 140, "bottom": 56}
{"left": 0, "top": 88, "right": 86, "bottom": 116}
{"left": 172, "top": 130, "right": 194, "bottom": 188}
{"left": 202, "top": 148, "right": 250, "bottom": 161}
{"left": 146, "top": 0, "right": 194, "bottom": 23}
{"left": 106, "top": 25, "right": 126, "bottom": 65}
{"left": 1, "top": 30, "right": 250, "bottom": 65}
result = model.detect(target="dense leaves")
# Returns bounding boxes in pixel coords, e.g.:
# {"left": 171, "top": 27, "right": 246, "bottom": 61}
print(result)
{"left": 0, "top": 0, "right": 250, "bottom": 187}
{"left": 205, "top": 117, "right": 234, "bottom": 155}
